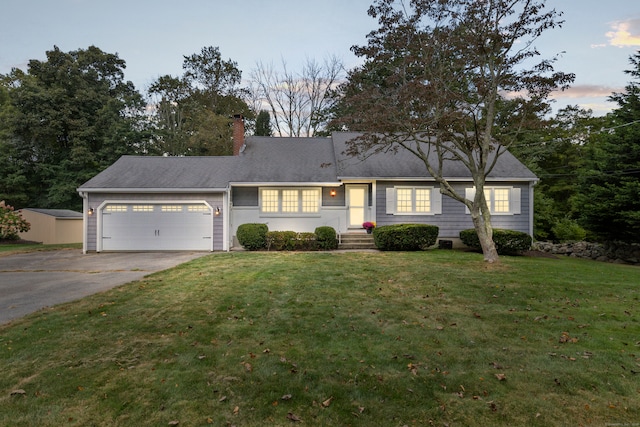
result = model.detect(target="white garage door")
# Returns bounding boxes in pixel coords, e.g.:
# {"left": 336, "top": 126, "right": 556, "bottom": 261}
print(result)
{"left": 101, "top": 203, "right": 212, "bottom": 251}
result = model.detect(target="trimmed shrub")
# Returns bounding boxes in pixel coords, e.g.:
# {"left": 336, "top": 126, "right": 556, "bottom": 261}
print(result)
{"left": 551, "top": 218, "right": 587, "bottom": 243}
{"left": 266, "top": 231, "right": 319, "bottom": 251}
{"left": 266, "top": 231, "right": 298, "bottom": 251}
{"left": 315, "top": 226, "right": 338, "bottom": 250}
{"left": 460, "top": 228, "right": 532, "bottom": 255}
{"left": 236, "top": 223, "right": 268, "bottom": 250}
{"left": 296, "top": 232, "right": 318, "bottom": 251}
{"left": 374, "top": 224, "right": 439, "bottom": 251}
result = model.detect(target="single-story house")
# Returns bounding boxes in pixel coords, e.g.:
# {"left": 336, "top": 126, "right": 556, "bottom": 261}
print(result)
{"left": 77, "top": 117, "right": 537, "bottom": 253}
{"left": 18, "top": 208, "right": 83, "bottom": 244}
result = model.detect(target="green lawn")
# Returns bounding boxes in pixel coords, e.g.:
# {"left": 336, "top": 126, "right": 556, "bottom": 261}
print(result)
{"left": 0, "top": 242, "right": 82, "bottom": 255}
{"left": 1, "top": 251, "right": 638, "bottom": 426}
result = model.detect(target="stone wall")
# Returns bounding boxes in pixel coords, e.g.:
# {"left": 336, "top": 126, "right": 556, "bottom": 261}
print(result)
{"left": 533, "top": 241, "right": 640, "bottom": 266}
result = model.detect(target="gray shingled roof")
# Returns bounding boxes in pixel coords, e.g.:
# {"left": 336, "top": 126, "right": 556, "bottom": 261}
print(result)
{"left": 79, "top": 155, "right": 242, "bottom": 190}
{"left": 236, "top": 136, "right": 338, "bottom": 183}
{"left": 332, "top": 132, "right": 537, "bottom": 180}
{"left": 79, "top": 132, "right": 535, "bottom": 191}
{"left": 22, "top": 208, "right": 82, "bottom": 218}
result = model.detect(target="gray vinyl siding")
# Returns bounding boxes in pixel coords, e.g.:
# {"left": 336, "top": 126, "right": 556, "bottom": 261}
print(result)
{"left": 322, "top": 186, "right": 345, "bottom": 207}
{"left": 375, "top": 181, "right": 531, "bottom": 238}
{"left": 85, "top": 192, "right": 224, "bottom": 251}
{"left": 232, "top": 187, "right": 258, "bottom": 206}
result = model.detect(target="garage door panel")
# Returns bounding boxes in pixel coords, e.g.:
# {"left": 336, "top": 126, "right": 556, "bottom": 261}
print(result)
{"left": 101, "top": 204, "right": 212, "bottom": 251}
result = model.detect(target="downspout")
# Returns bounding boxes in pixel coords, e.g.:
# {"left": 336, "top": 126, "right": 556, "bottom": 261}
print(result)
{"left": 79, "top": 191, "right": 88, "bottom": 254}
{"left": 529, "top": 180, "right": 538, "bottom": 238}
{"left": 224, "top": 186, "right": 231, "bottom": 252}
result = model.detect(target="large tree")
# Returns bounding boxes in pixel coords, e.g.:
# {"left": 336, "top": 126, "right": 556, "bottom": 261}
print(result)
{"left": 576, "top": 52, "right": 640, "bottom": 243}
{"left": 148, "top": 46, "right": 253, "bottom": 156}
{"left": 332, "top": 0, "right": 574, "bottom": 262}
{"left": 248, "top": 56, "right": 344, "bottom": 137}
{"left": 0, "top": 46, "right": 147, "bottom": 209}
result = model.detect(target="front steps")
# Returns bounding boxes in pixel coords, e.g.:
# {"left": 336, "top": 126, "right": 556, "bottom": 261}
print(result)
{"left": 338, "top": 233, "right": 377, "bottom": 250}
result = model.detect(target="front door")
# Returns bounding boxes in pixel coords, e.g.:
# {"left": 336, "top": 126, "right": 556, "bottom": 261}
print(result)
{"left": 347, "top": 185, "right": 368, "bottom": 229}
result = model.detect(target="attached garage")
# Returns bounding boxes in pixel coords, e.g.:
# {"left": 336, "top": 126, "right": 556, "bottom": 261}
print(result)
{"left": 98, "top": 202, "right": 213, "bottom": 251}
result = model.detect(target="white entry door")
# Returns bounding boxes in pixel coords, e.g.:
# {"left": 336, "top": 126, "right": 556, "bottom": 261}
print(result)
{"left": 347, "top": 185, "right": 368, "bottom": 229}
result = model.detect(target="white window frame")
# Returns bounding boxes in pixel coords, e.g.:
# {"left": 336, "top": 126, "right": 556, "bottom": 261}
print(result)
{"left": 385, "top": 186, "right": 442, "bottom": 215}
{"left": 465, "top": 186, "right": 521, "bottom": 215}
{"left": 259, "top": 187, "right": 321, "bottom": 215}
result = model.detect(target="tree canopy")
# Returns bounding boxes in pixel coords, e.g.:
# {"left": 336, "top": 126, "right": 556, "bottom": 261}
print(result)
{"left": 0, "top": 46, "right": 148, "bottom": 210}
{"left": 331, "top": 0, "right": 574, "bottom": 262}
{"left": 576, "top": 52, "right": 640, "bottom": 243}
{"left": 147, "top": 46, "right": 253, "bottom": 156}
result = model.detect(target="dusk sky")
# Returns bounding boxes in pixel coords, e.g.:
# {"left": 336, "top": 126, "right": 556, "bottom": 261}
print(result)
{"left": 2, "top": 0, "right": 639, "bottom": 116}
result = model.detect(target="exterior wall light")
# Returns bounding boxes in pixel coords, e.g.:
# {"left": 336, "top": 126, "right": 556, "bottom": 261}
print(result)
{"left": 215, "top": 207, "right": 221, "bottom": 216}
{"left": 330, "top": 189, "right": 337, "bottom": 197}
{"left": 88, "top": 208, "right": 94, "bottom": 216}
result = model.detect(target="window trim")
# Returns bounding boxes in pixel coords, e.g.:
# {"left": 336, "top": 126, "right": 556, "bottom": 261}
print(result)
{"left": 465, "top": 186, "right": 521, "bottom": 215}
{"left": 259, "top": 187, "right": 322, "bottom": 215}
{"left": 386, "top": 186, "right": 442, "bottom": 215}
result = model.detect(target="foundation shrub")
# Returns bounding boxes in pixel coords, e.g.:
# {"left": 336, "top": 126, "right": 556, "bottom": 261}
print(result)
{"left": 374, "top": 224, "right": 439, "bottom": 251}
{"left": 236, "top": 223, "right": 268, "bottom": 250}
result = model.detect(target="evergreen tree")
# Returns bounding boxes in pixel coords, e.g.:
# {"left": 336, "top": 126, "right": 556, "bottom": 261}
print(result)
{"left": 577, "top": 52, "right": 640, "bottom": 242}
{"left": 255, "top": 110, "right": 272, "bottom": 136}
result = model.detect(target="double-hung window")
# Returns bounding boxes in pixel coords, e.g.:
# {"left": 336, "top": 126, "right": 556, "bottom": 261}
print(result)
{"left": 260, "top": 188, "right": 321, "bottom": 214}
{"left": 465, "top": 186, "right": 521, "bottom": 215}
{"left": 386, "top": 186, "right": 442, "bottom": 215}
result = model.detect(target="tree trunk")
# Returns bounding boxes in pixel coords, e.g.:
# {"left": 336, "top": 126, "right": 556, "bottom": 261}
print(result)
{"left": 470, "top": 208, "right": 500, "bottom": 263}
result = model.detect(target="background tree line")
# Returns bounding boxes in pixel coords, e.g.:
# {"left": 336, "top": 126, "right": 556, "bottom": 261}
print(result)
{"left": 0, "top": 7, "right": 638, "bottom": 248}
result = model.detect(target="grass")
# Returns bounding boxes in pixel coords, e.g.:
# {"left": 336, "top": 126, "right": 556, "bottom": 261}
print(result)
{"left": 0, "top": 250, "right": 638, "bottom": 426}
{"left": 0, "top": 242, "right": 82, "bottom": 255}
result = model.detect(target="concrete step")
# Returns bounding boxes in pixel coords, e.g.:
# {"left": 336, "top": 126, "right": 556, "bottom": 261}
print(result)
{"left": 338, "top": 233, "right": 377, "bottom": 250}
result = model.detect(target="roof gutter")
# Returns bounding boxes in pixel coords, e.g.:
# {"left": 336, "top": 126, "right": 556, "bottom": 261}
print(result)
{"left": 77, "top": 187, "right": 229, "bottom": 193}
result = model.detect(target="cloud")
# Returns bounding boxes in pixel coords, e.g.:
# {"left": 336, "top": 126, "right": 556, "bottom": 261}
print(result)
{"left": 606, "top": 19, "right": 640, "bottom": 47}
{"left": 550, "top": 84, "right": 620, "bottom": 99}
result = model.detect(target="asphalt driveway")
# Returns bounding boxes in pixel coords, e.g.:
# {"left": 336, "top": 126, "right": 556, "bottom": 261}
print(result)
{"left": 0, "top": 250, "right": 209, "bottom": 325}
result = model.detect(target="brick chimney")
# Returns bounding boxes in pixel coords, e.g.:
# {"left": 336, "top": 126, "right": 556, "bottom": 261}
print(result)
{"left": 232, "top": 114, "right": 245, "bottom": 156}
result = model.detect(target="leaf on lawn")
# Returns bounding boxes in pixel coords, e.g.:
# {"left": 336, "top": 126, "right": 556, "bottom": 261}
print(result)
{"left": 488, "top": 401, "right": 498, "bottom": 412}
{"left": 490, "top": 362, "right": 503, "bottom": 369}
{"left": 473, "top": 312, "right": 482, "bottom": 318}
{"left": 322, "top": 396, "right": 333, "bottom": 407}
{"left": 287, "top": 412, "right": 302, "bottom": 422}
{"left": 233, "top": 406, "right": 239, "bottom": 415}
{"left": 408, "top": 363, "right": 418, "bottom": 375}
{"left": 168, "top": 421, "right": 179, "bottom": 426}
{"left": 281, "top": 394, "right": 292, "bottom": 400}
{"left": 242, "top": 362, "right": 253, "bottom": 372}
{"left": 10, "top": 389, "right": 26, "bottom": 396}
{"left": 219, "top": 396, "right": 227, "bottom": 402}
{"left": 559, "top": 331, "right": 579, "bottom": 343}
{"left": 495, "top": 373, "right": 506, "bottom": 381}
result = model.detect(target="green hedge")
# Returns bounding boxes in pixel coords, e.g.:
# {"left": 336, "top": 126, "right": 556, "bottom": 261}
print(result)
{"left": 373, "top": 224, "right": 439, "bottom": 251}
{"left": 315, "top": 226, "right": 338, "bottom": 250}
{"left": 236, "top": 223, "right": 268, "bottom": 250}
{"left": 237, "top": 225, "right": 337, "bottom": 251}
{"left": 459, "top": 228, "right": 532, "bottom": 255}
{"left": 266, "top": 231, "right": 319, "bottom": 251}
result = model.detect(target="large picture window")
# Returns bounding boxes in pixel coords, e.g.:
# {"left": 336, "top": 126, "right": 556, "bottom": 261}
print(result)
{"left": 386, "top": 186, "right": 441, "bottom": 215}
{"left": 260, "top": 188, "right": 321, "bottom": 214}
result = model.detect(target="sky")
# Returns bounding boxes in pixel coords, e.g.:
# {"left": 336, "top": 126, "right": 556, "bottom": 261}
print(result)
{"left": 1, "top": 0, "right": 639, "bottom": 117}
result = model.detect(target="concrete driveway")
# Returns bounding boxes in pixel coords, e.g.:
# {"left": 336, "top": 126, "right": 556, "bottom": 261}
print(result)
{"left": 0, "top": 250, "right": 209, "bottom": 325}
